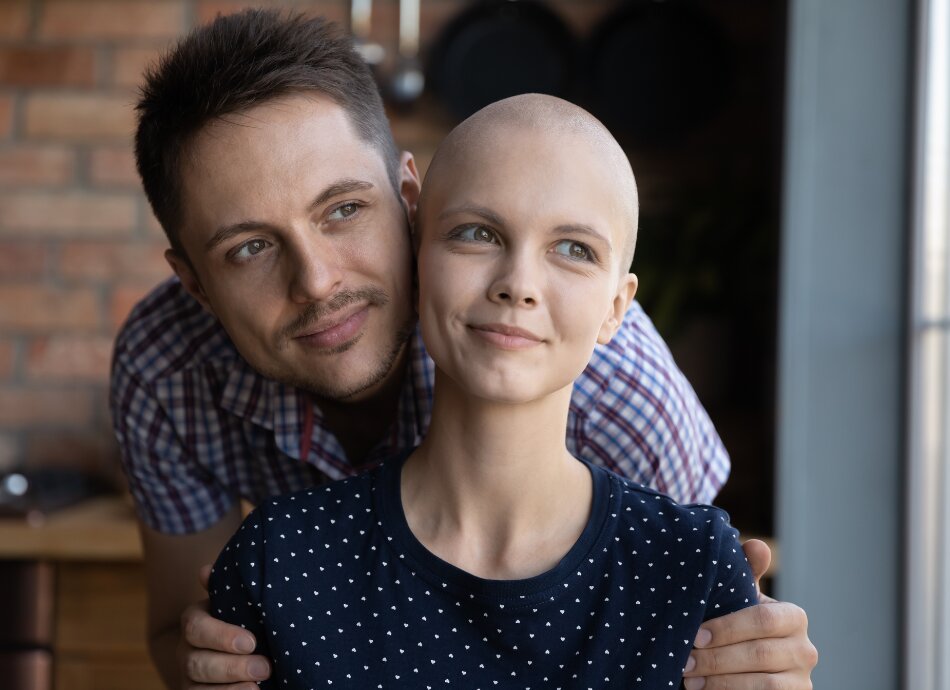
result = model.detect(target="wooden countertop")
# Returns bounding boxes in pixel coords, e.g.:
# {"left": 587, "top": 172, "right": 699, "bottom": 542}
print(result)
{"left": 0, "top": 496, "right": 143, "bottom": 561}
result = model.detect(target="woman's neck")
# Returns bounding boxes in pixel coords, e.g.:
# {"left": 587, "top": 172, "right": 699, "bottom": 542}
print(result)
{"left": 400, "top": 371, "right": 593, "bottom": 579}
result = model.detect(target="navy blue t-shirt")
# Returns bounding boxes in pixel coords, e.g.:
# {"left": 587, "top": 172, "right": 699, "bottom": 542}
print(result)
{"left": 209, "top": 455, "right": 756, "bottom": 689}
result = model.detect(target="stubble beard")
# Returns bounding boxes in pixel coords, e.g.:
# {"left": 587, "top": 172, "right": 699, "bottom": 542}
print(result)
{"left": 274, "top": 287, "right": 416, "bottom": 401}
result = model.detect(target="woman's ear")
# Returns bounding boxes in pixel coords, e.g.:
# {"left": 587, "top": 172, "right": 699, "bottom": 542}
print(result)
{"left": 597, "top": 273, "right": 638, "bottom": 345}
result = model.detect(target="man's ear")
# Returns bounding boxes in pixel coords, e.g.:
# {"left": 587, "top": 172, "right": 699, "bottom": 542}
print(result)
{"left": 165, "top": 249, "right": 215, "bottom": 316}
{"left": 597, "top": 273, "right": 638, "bottom": 345}
{"left": 398, "top": 151, "right": 421, "bottom": 225}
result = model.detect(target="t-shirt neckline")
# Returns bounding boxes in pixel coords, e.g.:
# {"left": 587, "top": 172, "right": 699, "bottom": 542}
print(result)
{"left": 375, "top": 449, "right": 616, "bottom": 606}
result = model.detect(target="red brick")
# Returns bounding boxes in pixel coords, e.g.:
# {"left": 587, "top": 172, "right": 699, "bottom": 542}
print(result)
{"left": 0, "top": 47, "right": 96, "bottom": 88}
{"left": 26, "top": 335, "right": 114, "bottom": 382}
{"left": 112, "top": 46, "right": 165, "bottom": 90}
{"left": 0, "top": 145, "right": 75, "bottom": 186}
{"left": 40, "top": 1, "right": 186, "bottom": 41}
{"left": 25, "top": 428, "right": 120, "bottom": 476}
{"left": 0, "top": 339, "right": 15, "bottom": 380}
{"left": 0, "top": 2, "right": 30, "bottom": 40}
{"left": 0, "top": 95, "right": 13, "bottom": 139}
{"left": 0, "top": 192, "right": 137, "bottom": 237}
{"left": 110, "top": 282, "right": 156, "bottom": 330}
{"left": 89, "top": 146, "right": 139, "bottom": 188}
{"left": 0, "top": 285, "right": 100, "bottom": 332}
{"left": 0, "top": 242, "right": 48, "bottom": 279}
{"left": 24, "top": 94, "right": 136, "bottom": 141}
{"left": 59, "top": 241, "right": 170, "bottom": 283}
{"left": 0, "top": 387, "right": 94, "bottom": 427}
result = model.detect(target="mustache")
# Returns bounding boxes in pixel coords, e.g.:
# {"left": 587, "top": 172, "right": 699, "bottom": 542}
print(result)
{"left": 279, "top": 287, "right": 389, "bottom": 340}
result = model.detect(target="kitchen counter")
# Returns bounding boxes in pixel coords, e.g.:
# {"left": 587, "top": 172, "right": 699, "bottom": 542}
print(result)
{"left": 0, "top": 496, "right": 142, "bottom": 561}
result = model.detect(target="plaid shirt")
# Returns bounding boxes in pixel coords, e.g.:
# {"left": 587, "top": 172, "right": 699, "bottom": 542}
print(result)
{"left": 111, "top": 278, "right": 730, "bottom": 535}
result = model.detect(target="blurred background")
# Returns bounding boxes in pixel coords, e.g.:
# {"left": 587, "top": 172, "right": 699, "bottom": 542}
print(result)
{"left": 0, "top": 0, "right": 936, "bottom": 688}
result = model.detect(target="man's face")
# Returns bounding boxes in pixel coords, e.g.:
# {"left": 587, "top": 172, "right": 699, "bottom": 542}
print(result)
{"left": 172, "top": 94, "right": 418, "bottom": 401}
{"left": 415, "top": 124, "right": 637, "bottom": 404}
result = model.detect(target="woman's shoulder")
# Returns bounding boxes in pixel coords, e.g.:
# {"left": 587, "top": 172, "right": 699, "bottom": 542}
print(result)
{"left": 603, "top": 468, "right": 735, "bottom": 541}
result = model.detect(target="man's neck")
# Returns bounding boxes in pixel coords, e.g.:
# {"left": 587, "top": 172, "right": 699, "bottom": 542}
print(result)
{"left": 314, "top": 348, "right": 410, "bottom": 466}
{"left": 400, "top": 373, "right": 593, "bottom": 580}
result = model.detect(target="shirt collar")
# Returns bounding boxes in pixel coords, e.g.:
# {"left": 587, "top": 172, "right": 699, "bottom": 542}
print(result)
{"left": 219, "top": 324, "right": 434, "bottom": 467}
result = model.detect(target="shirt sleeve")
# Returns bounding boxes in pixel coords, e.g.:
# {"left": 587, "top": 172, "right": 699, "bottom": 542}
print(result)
{"left": 703, "top": 512, "right": 758, "bottom": 622}
{"left": 208, "top": 509, "right": 271, "bottom": 664}
{"left": 110, "top": 351, "right": 235, "bottom": 534}
{"left": 571, "top": 300, "right": 730, "bottom": 504}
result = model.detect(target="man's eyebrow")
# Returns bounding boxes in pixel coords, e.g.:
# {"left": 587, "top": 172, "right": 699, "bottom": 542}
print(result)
{"left": 204, "top": 178, "right": 376, "bottom": 252}
{"left": 307, "top": 178, "right": 375, "bottom": 213}
{"left": 204, "top": 220, "right": 277, "bottom": 252}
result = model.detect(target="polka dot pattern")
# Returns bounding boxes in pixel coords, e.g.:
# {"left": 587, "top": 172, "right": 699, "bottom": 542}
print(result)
{"left": 210, "top": 455, "right": 756, "bottom": 688}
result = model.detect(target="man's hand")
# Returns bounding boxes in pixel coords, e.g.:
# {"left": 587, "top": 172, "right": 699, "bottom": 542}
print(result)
{"left": 681, "top": 539, "right": 818, "bottom": 690}
{"left": 178, "top": 566, "right": 271, "bottom": 689}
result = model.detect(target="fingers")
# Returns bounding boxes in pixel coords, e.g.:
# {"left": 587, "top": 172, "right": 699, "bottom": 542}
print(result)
{"left": 685, "top": 637, "right": 798, "bottom": 677}
{"left": 741, "top": 539, "right": 772, "bottom": 590}
{"left": 683, "top": 671, "right": 813, "bottom": 690}
{"left": 694, "top": 602, "right": 807, "bottom": 648}
{"left": 184, "top": 649, "right": 271, "bottom": 686}
{"left": 181, "top": 604, "right": 257, "bottom": 654}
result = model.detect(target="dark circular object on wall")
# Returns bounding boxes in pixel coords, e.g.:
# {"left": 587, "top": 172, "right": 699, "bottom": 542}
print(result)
{"left": 583, "top": 1, "right": 732, "bottom": 145}
{"left": 428, "top": 0, "right": 577, "bottom": 121}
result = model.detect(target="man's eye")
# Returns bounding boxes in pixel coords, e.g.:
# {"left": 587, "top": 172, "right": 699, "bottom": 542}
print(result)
{"left": 553, "top": 240, "right": 594, "bottom": 261}
{"left": 455, "top": 225, "right": 498, "bottom": 244}
{"left": 327, "top": 202, "right": 360, "bottom": 221}
{"left": 232, "top": 239, "right": 269, "bottom": 260}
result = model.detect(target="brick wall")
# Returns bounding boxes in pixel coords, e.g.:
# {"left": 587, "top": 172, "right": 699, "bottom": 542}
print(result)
{"left": 0, "top": 0, "right": 623, "bottom": 480}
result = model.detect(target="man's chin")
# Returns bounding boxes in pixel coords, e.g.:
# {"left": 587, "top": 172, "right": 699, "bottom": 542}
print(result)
{"left": 273, "top": 328, "right": 412, "bottom": 402}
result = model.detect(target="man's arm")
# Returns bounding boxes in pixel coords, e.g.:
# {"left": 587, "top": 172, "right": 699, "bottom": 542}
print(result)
{"left": 682, "top": 539, "right": 818, "bottom": 689}
{"left": 139, "top": 505, "right": 271, "bottom": 689}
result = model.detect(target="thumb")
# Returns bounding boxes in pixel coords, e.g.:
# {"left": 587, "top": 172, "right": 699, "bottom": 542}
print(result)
{"left": 198, "top": 564, "right": 213, "bottom": 592}
{"left": 741, "top": 538, "right": 772, "bottom": 597}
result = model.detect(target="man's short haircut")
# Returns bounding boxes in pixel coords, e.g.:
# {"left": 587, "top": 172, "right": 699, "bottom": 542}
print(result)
{"left": 135, "top": 9, "right": 400, "bottom": 256}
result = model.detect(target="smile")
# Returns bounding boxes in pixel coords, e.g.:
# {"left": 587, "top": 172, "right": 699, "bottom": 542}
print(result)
{"left": 293, "top": 306, "right": 370, "bottom": 350}
{"left": 468, "top": 323, "right": 544, "bottom": 350}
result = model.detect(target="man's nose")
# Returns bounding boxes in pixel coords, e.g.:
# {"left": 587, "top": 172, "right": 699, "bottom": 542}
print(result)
{"left": 287, "top": 238, "right": 344, "bottom": 304}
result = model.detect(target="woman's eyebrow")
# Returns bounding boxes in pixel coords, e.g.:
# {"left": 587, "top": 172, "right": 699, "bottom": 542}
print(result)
{"left": 552, "top": 224, "right": 612, "bottom": 250}
{"left": 437, "top": 203, "right": 505, "bottom": 227}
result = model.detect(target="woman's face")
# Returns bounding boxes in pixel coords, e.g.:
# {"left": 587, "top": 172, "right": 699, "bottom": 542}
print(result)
{"left": 415, "top": 124, "right": 638, "bottom": 404}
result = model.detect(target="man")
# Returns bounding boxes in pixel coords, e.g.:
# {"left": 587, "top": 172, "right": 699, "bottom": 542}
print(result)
{"left": 112, "top": 9, "right": 816, "bottom": 690}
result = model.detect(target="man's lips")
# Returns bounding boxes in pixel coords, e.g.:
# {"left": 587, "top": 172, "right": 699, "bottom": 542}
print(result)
{"left": 293, "top": 306, "right": 369, "bottom": 349}
{"left": 469, "top": 322, "right": 544, "bottom": 350}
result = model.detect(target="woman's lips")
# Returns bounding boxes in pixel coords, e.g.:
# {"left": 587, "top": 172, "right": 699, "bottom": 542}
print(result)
{"left": 294, "top": 306, "right": 369, "bottom": 350}
{"left": 469, "top": 323, "right": 544, "bottom": 350}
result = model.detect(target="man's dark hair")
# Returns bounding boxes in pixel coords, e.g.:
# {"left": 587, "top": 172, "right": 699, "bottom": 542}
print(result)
{"left": 135, "top": 9, "right": 400, "bottom": 256}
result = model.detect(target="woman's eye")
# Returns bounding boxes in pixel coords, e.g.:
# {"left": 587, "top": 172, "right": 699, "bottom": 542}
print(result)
{"left": 232, "top": 239, "right": 270, "bottom": 260}
{"left": 456, "top": 225, "right": 498, "bottom": 243}
{"left": 554, "top": 240, "right": 593, "bottom": 261}
{"left": 327, "top": 202, "right": 360, "bottom": 221}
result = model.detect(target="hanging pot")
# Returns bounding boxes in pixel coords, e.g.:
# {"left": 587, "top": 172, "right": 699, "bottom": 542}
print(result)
{"left": 428, "top": 0, "right": 577, "bottom": 121}
{"left": 582, "top": 0, "right": 732, "bottom": 145}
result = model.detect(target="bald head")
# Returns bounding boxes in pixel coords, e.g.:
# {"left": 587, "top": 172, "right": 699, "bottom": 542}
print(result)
{"left": 421, "top": 94, "right": 639, "bottom": 271}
